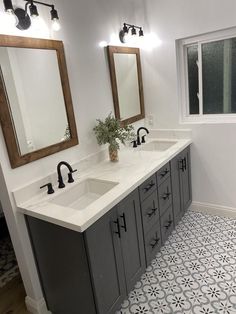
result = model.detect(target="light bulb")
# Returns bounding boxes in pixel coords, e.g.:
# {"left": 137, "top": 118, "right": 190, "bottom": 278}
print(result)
{"left": 31, "top": 15, "right": 41, "bottom": 31}
{"left": 52, "top": 19, "right": 61, "bottom": 31}
{"left": 4, "top": 10, "right": 18, "bottom": 27}
{"left": 99, "top": 41, "right": 108, "bottom": 48}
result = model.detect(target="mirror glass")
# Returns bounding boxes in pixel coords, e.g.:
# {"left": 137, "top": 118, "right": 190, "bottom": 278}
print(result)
{"left": 0, "top": 47, "right": 70, "bottom": 155}
{"left": 0, "top": 35, "right": 78, "bottom": 168}
{"left": 107, "top": 46, "right": 145, "bottom": 125}
{"left": 113, "top": 53, "right": 141, "bottom": 120}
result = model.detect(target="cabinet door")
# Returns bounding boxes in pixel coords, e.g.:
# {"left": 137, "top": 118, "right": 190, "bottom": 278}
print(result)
{"left": 170, "top": 146, "right": 192, "bottom": 225}
{"left": 170, "top": 153, "right": 183, "bottom": 225}
{"left": 180, "top": 146, "right": 192, "bottom": 212}
{"left": 118, "top": 189, "right": 146, "bottom": 292}
{"left": 85, "top": 206, "right": 126, "bottom": 314}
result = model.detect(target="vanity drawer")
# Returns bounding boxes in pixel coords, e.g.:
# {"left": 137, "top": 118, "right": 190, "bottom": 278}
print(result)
{"left": 141, "top": 191, "right": 159, "bottom": 235}
{"left": 160, "top": 205, "right": 174, "bottom": 244}
{"left": 156, "top": 163, "right": 170, "bottom": 186}
{"left": 139, "top": 174, "right": 157, "bottom": 202}
{"left": 144, "top": 221, "right": 162, "bottom": 265}
{"left": 158, "top": 177, "right": 172, "bottom": 216}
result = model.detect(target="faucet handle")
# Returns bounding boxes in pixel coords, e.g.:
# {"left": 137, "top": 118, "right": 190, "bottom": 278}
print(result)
{"left": 68, "top": 169, "right": 77, "bottom": 183}
{"left": 141, "top": 135, "right": 146, "bottom": 143}
{"left": 40, "top": 183, "right": 55, "bottom": 194}
{"left": 131, "top": 140, "right": 137, "bottom": 148}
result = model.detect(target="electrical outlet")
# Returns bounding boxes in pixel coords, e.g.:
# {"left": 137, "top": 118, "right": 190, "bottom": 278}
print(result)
{"left": 147, "top": 114, "right": 154, "bottom": 126}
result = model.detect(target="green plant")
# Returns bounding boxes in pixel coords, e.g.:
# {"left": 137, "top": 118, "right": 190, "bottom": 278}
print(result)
{"left": 93, "top": 113, "right": 135, "bottom": 151}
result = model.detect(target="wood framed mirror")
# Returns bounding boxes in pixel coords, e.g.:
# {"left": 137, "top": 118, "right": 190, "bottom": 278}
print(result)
{"left": 107, "top": 46, "right": 145, "bottom": 125}
{"left": 0, "top": 35, "right": 78, "bottom": 168}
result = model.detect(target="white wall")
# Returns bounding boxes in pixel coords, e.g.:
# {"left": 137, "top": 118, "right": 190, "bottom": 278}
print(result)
{"left": 142, "top": 0, "right": 236, "bottom": 210}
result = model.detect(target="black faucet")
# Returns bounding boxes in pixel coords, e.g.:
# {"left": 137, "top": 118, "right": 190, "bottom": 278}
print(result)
{"left": 57, "top": 161, "right": 77, "bottom": 189}
{"left": 136, "top": 127, "right": 149, "bottom": 145}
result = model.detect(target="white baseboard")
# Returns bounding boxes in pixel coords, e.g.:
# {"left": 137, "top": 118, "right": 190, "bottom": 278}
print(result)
{"left": 25, "top": 296, "right": 51, "bottom": 314}
{"left": 190, "top": 201, "right": 236, "bottom": 218}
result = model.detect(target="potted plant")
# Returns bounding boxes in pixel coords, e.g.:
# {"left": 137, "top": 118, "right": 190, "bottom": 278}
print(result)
{"left": 93, "top": 114, "right": 134, "bottom": 162}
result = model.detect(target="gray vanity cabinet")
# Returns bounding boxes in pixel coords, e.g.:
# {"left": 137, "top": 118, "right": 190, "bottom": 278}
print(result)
{"left": 85, "top": 205, "right": 126, "bottom": 314}
{"left": 117, "top": 189, "right": 146, "bottom": 292}
{"left": 86, "top": 189, "right": 145, "bottom": 313}
{"left": 26, "top": 216, "right": 97, "bottom": 314}
{"left": 25, "top": 146, "right": 192, "bottom": 314}
{"left": 26, "top": 188, "right": 145, "bottom": 314}
{"left": 170, "top": 146, "right": 192, "bottom": 225}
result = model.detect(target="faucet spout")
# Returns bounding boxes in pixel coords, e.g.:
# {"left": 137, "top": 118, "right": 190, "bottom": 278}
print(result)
{"left": 57, "top": 161, "right": 77, "bottom": 189}
{"left": 137, "top": 127, "right": 149, "bottom": 145}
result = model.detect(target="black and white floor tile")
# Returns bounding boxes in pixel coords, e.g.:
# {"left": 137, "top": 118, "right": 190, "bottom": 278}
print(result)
{"left": 0, "top": 236, "right": 19, "bottom": 288}
{"left": 118, "top": 210, "right": 236, "bottom": 314}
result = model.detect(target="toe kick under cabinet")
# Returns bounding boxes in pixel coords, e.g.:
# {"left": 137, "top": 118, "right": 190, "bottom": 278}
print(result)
{"left": 25, "top": 145, "right": 192, "bottom": 314}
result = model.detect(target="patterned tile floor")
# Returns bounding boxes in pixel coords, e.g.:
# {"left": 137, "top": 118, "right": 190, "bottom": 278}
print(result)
{"left": 0, "top": 236, "right": 19, "bottom": 288}
{"left": 119, "top": 210, "right": 236, "bottom": 314}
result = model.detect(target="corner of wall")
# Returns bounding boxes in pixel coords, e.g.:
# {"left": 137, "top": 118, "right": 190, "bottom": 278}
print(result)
{"left": 25, "top": 296, "right": 51, "bottom": 314}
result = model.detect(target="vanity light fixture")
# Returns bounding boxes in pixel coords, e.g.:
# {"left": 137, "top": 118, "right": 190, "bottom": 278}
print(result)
{"left": 119, "top": 23, "right": 144, "bottom": 43}
{"left": 3, "top": 0, "right": 61, "bottom": 31}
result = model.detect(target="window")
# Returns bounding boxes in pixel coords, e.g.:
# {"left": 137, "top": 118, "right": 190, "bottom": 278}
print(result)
{"left": 177, "top": 27, "right": 236, "bottom": 123}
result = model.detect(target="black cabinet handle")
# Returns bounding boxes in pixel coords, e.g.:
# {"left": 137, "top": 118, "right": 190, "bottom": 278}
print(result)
{"left": 160, "top": 169, "right": 169, "bottom": 177}
{"left": 120, "top": 213, "right": 127, "bottom": 232}
{"left": 147, "top": 207, "right": 158, "bottom": 217}
{"left": 113, "top": 219, "right": 121, "bottom": 238}
{"left": 150, "top": 237, "right": 160, "bottom": 249}
{"left": 179, "top": 158, "right": 185, "bottom": 172}
{"left": 183, "top": 157, "right": 187, "bottom": 171}
{"left": 162, "top": 192, "right": 171, "bottom": 200}
{"left": 165, "top": 220, "right": 172, "bottom": 230}
{"left": 144, "top": 182, "right": 155, "bottom": 192}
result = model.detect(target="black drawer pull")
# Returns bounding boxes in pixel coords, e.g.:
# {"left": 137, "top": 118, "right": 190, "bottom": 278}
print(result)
{"left": 147, "top": 207, "right": 158, "bottom": 217}
{"left": 150, "top": 238, "right": 160, "bottom": 249}
{"left": 162, "top": 192, "right": 171, "bottom": 200}
{"left": 179, "top": 158, "right": 185, "bottom": 172}
{"left": 160, "top": 169, "right": 169, "bottom": 177}
{"left": 183, "top": 157, "right": 187, "bottom": 171}
{"left": 113, "top": 219, "right": 121, "bottom": 238}
{"left": 144, "top": 182, "right": 155, "bottom": 192}
{"left": 165, "top": 220, "right": 172, "bottom": 230}
{"left": 120, "top": 213, "right": 127, "bottom": 232}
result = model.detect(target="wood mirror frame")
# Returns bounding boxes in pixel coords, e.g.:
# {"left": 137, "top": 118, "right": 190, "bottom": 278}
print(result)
{"left": 0, "top": 35, "right": 78, "bottom": 168}
{"left": 107, "top": 46, "right": 145, "bottom": 125}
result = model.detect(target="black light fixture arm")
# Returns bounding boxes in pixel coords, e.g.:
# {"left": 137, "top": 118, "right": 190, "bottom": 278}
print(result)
{"left": 120, "top": 22, "right": 144, "bottom": 43}
{"left": 123, "top": 23, "right": 142, "bottom": 32}
{"left": 23, "top": 0, "right": 54, "bottom": 9}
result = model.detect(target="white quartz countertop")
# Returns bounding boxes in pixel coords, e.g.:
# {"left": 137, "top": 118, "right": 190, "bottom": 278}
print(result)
{"left": 16, "top": 137, "right": 192, "bottom": 232}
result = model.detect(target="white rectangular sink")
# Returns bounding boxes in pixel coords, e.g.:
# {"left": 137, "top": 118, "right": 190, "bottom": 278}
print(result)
{"left": 139, "top": 140, "right": 177, "bottom": 152}
{"left": 50, "top": 178, "right": 118, "bottom": 211}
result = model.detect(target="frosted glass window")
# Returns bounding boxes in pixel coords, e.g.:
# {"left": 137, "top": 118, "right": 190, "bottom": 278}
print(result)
{"left": 177, "top": 28, "right": 236, "bottom": 122}
{"left": 187, "top": 45, "right": 199, "bottom": 114}
{"left": 186, "top": 37, "right": 236, "bottom": 115}
{"left": 202, "top": 39, "right": 236, "bottom": 114}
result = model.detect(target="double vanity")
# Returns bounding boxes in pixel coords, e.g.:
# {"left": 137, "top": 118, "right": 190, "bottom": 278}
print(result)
{"left": 15, "top": 132, "right": 192, "bottom": 314}
{"left": 0, "top": 32, "right": 192, "bottom": 314}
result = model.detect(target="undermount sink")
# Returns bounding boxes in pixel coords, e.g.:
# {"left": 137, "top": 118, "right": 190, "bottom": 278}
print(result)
{"left": 50, "top": 178, "right": 118, "bottom": 211}
{"left": 139, "top": 140, "right": 177, "bottom": 152}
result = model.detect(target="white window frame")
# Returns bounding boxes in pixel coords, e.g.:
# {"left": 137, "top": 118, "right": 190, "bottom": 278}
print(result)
{"left": 176, "top": 26, "right": 236, "bottom": 124}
